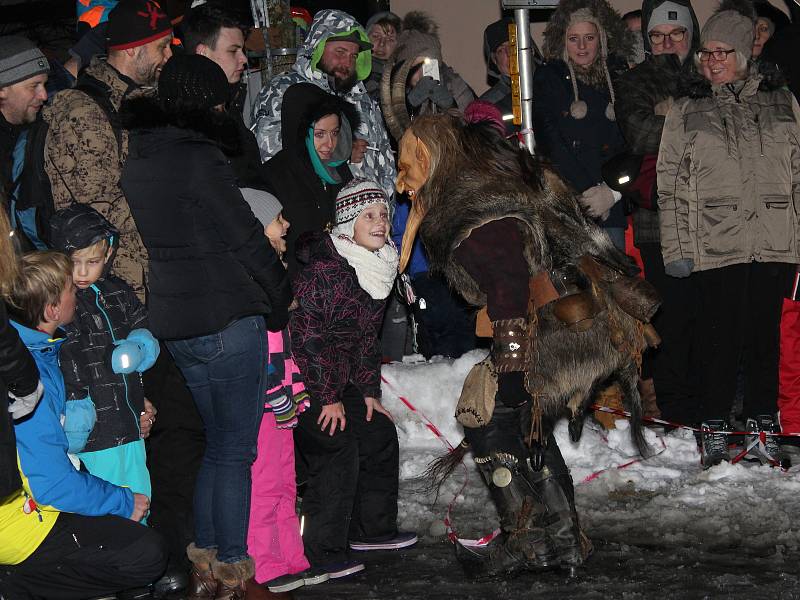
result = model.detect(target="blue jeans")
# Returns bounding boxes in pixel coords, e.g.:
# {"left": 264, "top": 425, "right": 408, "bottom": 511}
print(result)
{"left": 166, "top": 316, "right": 267, "bottom": 563}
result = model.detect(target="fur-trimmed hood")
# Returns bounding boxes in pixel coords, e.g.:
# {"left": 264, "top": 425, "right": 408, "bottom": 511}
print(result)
{"left": 676, "top": 57, "right": 786, "bottom": 99}
{"left": 542, "top": 0, "right": 635, "bottom": 62}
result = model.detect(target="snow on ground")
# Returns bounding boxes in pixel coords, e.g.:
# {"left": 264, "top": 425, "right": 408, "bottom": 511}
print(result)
{"left": 380, "top": 350, "right": 800, "bottom": 555}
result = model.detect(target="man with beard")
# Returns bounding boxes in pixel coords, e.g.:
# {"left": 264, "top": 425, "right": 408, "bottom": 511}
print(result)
{"left": 614, "top": 0, "right": 701, "bottom": 427}
{"left": 252, "top": 9, "right": 396, "bottom": 201}
{"left": 0, "top": 36, "right": 49, "bottom": 202}
{"left": 42, "top": 0, "right": 173, "bottom": 299}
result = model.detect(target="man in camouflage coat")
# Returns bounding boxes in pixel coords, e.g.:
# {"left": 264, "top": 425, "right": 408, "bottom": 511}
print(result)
{"left": 251, "top": 9, "right": 397, "bottom": 202}
{"left": 42, "top": 0, "right": 173, "bottom": 299}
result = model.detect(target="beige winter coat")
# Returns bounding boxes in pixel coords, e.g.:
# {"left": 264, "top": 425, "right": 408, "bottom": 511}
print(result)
{"left": 657, "top": 70, "right": 800, "bottom": 272}
{"left": 42, "top": 58, "right": 148, "bottom": 299}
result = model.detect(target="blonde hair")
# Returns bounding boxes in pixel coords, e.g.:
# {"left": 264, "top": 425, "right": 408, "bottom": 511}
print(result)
{"left": 6, "top": 251, "right": 73, "bottom": 328}
{"left": 0, "top": 197, "right": 20, "bottom": 296}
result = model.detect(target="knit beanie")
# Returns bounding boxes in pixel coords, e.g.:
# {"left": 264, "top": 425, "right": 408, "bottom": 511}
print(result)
{"left": 107, "top": 0, "right": 173, "bottom": 52}
{"left": 158, "top": 54, "right": 228, "bottom": 112}
{"left": 564, "top": 8, "right": 616, "bottom": 121}
{"left": 647, "top": 0, "right": 694, "bottom": 51}
{"left": 0, "top": 36, "right": 50, "bottom": 87}
{"left": 484, "top": 18, "right": 512, "bottom": 54}
{"left": 334, "top": 178, "right": 390, "bottom": 237}
{"left": 240, "top": 188, "right": 283, "bottom": 228}
{"left": 701, "top": 9, "right": 755, "bottom": 60}
{"left": 393, "top": 29, "right": 443, "bottom": 64}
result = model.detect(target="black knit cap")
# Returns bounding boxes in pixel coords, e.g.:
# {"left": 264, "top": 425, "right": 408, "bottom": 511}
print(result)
{"left": 107, "top": 0, "right": 173, "bottom": 52}
{"left": 157, "top": 53, "right": 228, "bottom": 112}
{"left": 484, "top": 17, "right": 513, "bottom": 54}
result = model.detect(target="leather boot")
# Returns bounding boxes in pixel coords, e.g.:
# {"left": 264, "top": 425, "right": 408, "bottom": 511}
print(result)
{"left": 211, "top": 557, "right": 255, "bottom": 600}
{"left": 186, "top": 543, "right": 217, "bottom": 599}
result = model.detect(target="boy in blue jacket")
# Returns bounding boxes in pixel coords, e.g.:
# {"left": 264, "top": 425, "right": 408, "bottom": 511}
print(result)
{"left": 1, "top": 250, "right": 166, "bottom": 598}
{"left": 49, "top": 204, "right": 158, "bottom": 500}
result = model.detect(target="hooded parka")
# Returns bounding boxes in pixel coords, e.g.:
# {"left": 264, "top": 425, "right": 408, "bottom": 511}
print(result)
{"left": 251, "top": 10, "right": 396, "bottom": 201}
{"left": 263, "top": 83, "right": 356, "bottom": 275}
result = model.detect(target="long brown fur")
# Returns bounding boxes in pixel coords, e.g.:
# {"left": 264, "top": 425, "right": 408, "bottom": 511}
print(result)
{"left": 409, "top": 114, "right": 652, "bottom": 468}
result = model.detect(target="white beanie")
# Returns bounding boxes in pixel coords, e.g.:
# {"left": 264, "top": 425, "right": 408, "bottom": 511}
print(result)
{"left": 647, "top": 1, "right": 694, "bottom": 50}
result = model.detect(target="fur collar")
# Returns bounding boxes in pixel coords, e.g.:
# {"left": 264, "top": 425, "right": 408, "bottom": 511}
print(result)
{"left": 677, "top": 59, "right": 786, "bottom": 99}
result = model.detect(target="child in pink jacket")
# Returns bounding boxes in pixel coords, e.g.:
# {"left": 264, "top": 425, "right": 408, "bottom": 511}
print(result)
{"left": 241, "top": 188, "right": 327, "bottom": 594}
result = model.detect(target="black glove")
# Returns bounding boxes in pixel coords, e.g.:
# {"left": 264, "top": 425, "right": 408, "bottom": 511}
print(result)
{"left": 496, "top": 371, "right": 531, "bottom": 409}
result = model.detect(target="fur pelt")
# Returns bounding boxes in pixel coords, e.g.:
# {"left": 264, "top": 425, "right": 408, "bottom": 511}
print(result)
{"left": 211, "top": 557, "right": 255, "bottom": 585}
{"left": 542, "top": 0, "right": 635, "bottom": 62}
{"left": 186, "top": 543, "right": 217, "bottom": 566}
{"left": 415, "top": 116, "right": 649, "bottom": 453}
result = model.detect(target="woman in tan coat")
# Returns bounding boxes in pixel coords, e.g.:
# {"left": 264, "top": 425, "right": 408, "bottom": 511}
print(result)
{"left": 656, "top": 0, "right": 800, "bottom": 467}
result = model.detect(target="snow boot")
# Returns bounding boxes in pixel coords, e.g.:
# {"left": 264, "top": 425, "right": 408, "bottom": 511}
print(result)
{"left": 210, "top": 556, "right": 255, "bottom": 600}
{"left": 186, "top": 543, "right": 217, "bottom": 599}
{"left": 700, "top": 420, "right": 731, "bottom": 468}
{"left": 745, "top": 415, "right": 786, "bottom": 466}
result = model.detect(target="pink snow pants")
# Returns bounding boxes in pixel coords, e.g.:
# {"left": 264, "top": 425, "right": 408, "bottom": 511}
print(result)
{"left": 248, "top": 412, "right": 309, "bottom": 583}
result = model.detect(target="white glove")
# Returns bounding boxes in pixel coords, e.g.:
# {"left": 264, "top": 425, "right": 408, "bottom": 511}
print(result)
{"left": 579, "top": 184, "right": 622, "bottom": 221}
{"left": 8, "top": 381, "right": 44, "bottom": 420}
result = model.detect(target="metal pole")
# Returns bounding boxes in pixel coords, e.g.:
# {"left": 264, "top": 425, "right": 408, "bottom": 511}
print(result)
{"left": 514, "top": 8, "right": 535, "bottom": 155}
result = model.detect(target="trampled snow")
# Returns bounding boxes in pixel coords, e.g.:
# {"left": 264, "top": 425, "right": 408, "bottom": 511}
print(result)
{"left": 380, "top": 350, "right": 800, "bottom": 555}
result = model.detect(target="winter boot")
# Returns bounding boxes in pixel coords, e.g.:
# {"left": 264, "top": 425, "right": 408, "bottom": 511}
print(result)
{"left": 745, "top": 415, "right": 785, "bottom": 465}
{"left": 456, "top": 452, "right": 558, "bottom": 579}
{"left": 700, "top": 420, "right": 731, "bottom": 468}
{"left": 186, "top": 543, "right": 217, "bottom": 599}
{"left": 211, "top": 557, "right": 255, "bottom": 600}
{"left": 524, "top": 437, "right": 586, "bottom": 573}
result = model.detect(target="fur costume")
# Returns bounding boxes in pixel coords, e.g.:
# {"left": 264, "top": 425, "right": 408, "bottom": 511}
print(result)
{"left": 417, "top": 117, "right": 656, "bottom": 433}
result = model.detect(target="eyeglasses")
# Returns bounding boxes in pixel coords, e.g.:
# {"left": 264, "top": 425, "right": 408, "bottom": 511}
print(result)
{"left": 648, "top": 28, "right": 686, "bottom": 45}
{"left": 696, "top": 48, "right": 737, "bottom": 62}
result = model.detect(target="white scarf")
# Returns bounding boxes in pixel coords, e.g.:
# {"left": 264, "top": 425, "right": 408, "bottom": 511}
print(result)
{"left": 329, "top": 231, "right": 399, "bottom": 300}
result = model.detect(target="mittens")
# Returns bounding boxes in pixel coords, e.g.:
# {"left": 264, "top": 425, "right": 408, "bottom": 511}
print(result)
{"left": 126, "top": 329, "right": 160, "bottom": 371}
{"left": 8, "top": 381, "right": 44, "bottom": 420}
{"left": 269, "top": 395, "right": 297, "bottom": 429}
{"left": 579, "top": 184, "right": 621, "bottom": 221}
{"left": 112, "top": 329, "right": 160, "bottom": 374}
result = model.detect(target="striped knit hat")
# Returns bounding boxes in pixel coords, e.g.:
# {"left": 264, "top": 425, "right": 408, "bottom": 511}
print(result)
{"left": 0, "top": 36, "right": 49, "bottom": 87}
{"left": 334, "top": 178, "right": 390, "bottom": 231}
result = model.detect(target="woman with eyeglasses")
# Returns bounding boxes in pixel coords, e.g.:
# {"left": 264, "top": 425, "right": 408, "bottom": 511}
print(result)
{"left": 656, "top": 3, "right": 800, "bottom": 468}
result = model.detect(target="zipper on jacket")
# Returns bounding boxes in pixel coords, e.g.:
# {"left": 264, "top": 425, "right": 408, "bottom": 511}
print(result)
{"left": 755, "top": 113, "right": 764, "bottom": 156}
{"left": 721, "top": 117, "right": 732, "bottom": 157}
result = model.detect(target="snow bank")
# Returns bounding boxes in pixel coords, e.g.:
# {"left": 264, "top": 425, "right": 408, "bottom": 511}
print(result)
{"left": 381, "top": 352, "right": 800, "bottom": 553}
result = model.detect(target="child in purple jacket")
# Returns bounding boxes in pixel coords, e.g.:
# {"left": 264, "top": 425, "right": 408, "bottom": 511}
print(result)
{"left": 239, "top": 188, "right": 324, "bottom": 594}
{"left": 289, "top": 178, "right": 417, "bottom": 580}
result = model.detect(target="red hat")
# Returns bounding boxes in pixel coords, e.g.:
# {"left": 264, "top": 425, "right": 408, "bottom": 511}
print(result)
{"left": 107, "top": 0, "right": 173, "bottom": 52}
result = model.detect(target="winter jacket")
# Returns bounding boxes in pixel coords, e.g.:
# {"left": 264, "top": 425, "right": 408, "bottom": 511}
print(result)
{"left": 42, "top": 57, "right": 148, "bottom": 299}
{"left": 60, "top": 278, "right": 147, "bottom": 452}
{"left": 0, "top": 302, "right": 39, "bottom": 498}
{"left": 121, "top": 100, "right": 292, "bottom": 339}
{"left": 290, "top": 233, "right": 385, "bottom": 406}
{"left": 1, "top": 112, "right": 21, "bottom": 202}
{"left": 1, "top": 322, "right": 133, "bottom": 566}
{"left": 228, "top": 82, "right": 269, "bottom": 189}
{"left": 657, "top": 66, "right": 800, "bottom": 272}
{"left": 263, "top": 83, "right": 355, "bottom": 275}
{"left": 614, "top": 0, "right": 701, "bottom": 246}
{"left": 533, "top": 59, "right": 628, "bottom": 228}
{"left": 251, "top": 9, "right": 396, "bottom": 201}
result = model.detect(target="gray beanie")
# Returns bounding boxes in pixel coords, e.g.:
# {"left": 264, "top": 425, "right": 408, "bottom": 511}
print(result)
{"left": 240, "top": 188, "right": 283, "bottom": 228}
{"left": 647, "top": 1, "right": 694, "bottom": 49}
{"left": 0, "top": 36, "right": 50, "bottom": 87}
{"left": 701, "top": 9, "right": 755, "bottom": 59}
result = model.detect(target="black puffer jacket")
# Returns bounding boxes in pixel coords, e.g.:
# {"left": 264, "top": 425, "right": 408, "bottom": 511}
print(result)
{"left": 0, "top": 301, "right": 39, "bottom": 496}
{"left": 614, "top": 0, "right": 701, "bottom": 245}
{"left": 121, "top": 100, "right": 292, "bottom": 338}
{"left": 51, "top": 204, "right": 147, "bottom": 452}
{"left": 263, "top": 83, "right": 356, "bottom": 275}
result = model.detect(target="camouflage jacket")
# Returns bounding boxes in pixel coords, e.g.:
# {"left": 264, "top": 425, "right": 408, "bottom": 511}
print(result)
{"left": 251, "top": 9, "right": 397, "bottom": 202}
{"left": 42, "top": 57, "right": 148, "bottom": 299}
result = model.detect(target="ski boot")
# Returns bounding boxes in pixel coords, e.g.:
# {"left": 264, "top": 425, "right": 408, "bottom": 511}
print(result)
{"left": 700, "top": 420, "right": 731, "bottom": 468}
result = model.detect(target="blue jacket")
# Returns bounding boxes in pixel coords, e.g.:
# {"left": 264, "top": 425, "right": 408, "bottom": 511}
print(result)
{"left": 392, "top": 200, "right": 429, "bottom": 279}
{"left": 10, "top": 321, "right": 134, "bottom": 518}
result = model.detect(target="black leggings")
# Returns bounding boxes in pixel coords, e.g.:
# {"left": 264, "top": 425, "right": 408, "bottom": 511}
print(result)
{"left": 0, "top": 513, "right": 167, "bottom": 600}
